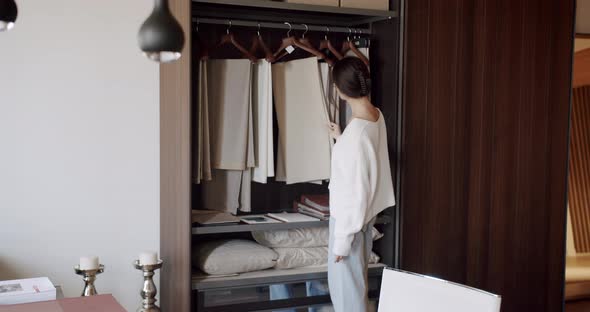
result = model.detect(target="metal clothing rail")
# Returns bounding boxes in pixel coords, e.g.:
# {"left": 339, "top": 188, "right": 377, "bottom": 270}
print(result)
{"left": 193, "top": 17, "right": 372, "bottom": 35}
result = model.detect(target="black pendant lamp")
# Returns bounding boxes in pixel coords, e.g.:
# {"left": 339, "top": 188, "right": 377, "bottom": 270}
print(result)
{"left": 138, "top": 0, "right": 185, "bottom": 63}
{"left": 0, "top": 0, "right": 18, "bottom": 32}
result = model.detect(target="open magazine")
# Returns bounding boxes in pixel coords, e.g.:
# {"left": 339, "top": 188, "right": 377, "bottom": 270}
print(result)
{"left": 0, "top": 277, "right": 56, "bottom": 305}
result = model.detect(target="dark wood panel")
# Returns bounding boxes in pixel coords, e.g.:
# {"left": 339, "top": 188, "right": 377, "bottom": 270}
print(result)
{"left": 401, "top": 0, "right": 574, "bottom": 311}
{"left": 573, "top": 49, "right": 590, "bottom": 88}
{"left": 160, "top": 0, "right": 192, "bottom": 311}
{"left": 569, "top": 86, "right": 590, "bottom": 253}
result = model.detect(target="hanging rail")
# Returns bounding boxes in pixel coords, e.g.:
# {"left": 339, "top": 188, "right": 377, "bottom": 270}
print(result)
{"left": 193, "top": 17, "right": 372, "bottom": 35}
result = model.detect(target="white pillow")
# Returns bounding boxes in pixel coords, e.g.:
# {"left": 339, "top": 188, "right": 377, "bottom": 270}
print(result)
{"left": 253, "top": 226, "right": 384, "bottom": 248}
{"left": 193, "top": 239, "right": 278, "bottom": 275}
{"left": 274, "top": 247, "right": 381, "bottom": 269}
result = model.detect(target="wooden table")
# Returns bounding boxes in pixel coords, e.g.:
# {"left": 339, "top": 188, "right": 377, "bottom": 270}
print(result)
{"left": 0, "top": 295, "right": 125, "bottom": 312}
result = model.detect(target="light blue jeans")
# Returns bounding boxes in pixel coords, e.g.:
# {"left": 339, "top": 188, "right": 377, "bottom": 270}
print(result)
{"left": 270, "top": 280, "right": 330, "bottom": 312}
{"left": 328, "top": 217, "right": 375, "bottom": 312}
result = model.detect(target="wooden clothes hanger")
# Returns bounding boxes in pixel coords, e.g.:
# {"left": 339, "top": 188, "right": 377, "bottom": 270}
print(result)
{"left": 342, "top": 28, "right": 369, "bottom": 67}
{"left": 296, "top": 24, "right": 314, "bottom": 49}
{"left": 273, "top": 22, "right": 332, "bottom": 65}
{"left": 319, "top": 27, "right": 343, "bottom": 60}
{"left": 215, "top": 21, "right": 258, "bottom": 63}
{"left": 341, "top": 28, "right": 352, "bottom": 55}
{"left": 296, "top": 24, "right": 335, "bottom": 66}
{"left": 249, "top": 23, "right": 275, "bottom": 63}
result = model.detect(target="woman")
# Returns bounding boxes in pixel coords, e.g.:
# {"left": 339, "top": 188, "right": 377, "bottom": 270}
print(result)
{"left": 327, "top": 57, "right": 396, "bottom": 312}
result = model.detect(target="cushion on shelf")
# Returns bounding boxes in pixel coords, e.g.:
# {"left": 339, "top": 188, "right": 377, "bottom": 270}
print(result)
{"left": 252, "top": 226, "right": 384, "bottom": 248}
{"left": 274, "top": 247, "right": 381, "bottom": 269}
{"left": 193, "top": 239, "right": 278, "bottom": 275}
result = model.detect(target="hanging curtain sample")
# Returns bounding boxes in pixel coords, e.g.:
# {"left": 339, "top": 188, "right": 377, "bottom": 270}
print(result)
{"left": 203, "top": 169, "right": 251, "bottom": 214}
{"left": 252, "top": 60, "right": 275, "bottom": 184}
{"left": 194, "top": 59, "right": 212, "bottom": 184}
{"left": 319, "top": 62, "right": 339, "bottom": 128}
{"left": 202, "top": 58, "right": 255, "bottom": 214}
{"left": 273, "top": 57, "right": 332, "bottom": 184}
{"left": 207, "top": 59, "right": 255, "bottom": 170}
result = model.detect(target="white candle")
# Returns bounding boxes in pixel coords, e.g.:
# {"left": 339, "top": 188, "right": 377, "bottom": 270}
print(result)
{"left": 79, "top": 256, "right": 99, "bottom": 270}
{"left": 139, "top": 251, "right": 158, "bottom": 265}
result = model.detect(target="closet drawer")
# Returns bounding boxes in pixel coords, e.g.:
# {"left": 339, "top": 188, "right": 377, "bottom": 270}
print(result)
{"left": 340, "top": 0, "right": 389, "bottom": 11}
{"left": 285, "top": 0, "right": 339, "bottom": 7}
{"left": 195, "top": 277, "right": 381, "bottom": 311}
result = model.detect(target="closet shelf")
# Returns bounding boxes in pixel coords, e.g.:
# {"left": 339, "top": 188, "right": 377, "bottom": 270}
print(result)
{"left": 192, "top": 215, "right": 392, "bottom": 235}
{"left": 193, "top": 263, "right": 387, "bottom": 290}
{"left": 192, "top": 0, "right": 397, "bottom": 26}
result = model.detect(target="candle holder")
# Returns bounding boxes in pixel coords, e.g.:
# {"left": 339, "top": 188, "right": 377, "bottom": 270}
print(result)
{"left": 74, "top": 264, "right": 104, "bottom": 296}
{"left": 134, "top": 259, "right": 163, "bottom": 312}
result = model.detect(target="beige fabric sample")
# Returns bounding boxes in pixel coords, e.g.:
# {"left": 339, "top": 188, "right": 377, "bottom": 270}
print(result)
{"left": 319, "top": 62, "right": 339, "bottom": 126}
{"left": 240, "top": 169, "right": 252, "bottom": 212}
{"left": 207, "top": 59, "right": 255, "bottom": 170}
{"left": 252, "top": 60, "right": 274, "bottom": 183}
{"left": 195, "top": 61, "right": 204, "bottom": 184}
{"left": 203, "top": 169, "right": 251, "bottom": 214}
{"left": 272, "top": 57, "right": 332, "bottom": 184}
{"left": 202, "top": 63, "right": 212, "bottom": 181}
{"left": 275, "top": 131, "right": 286, "bottom": 182}
{"left": 194, "top": 60, "right": 212, "bottom": 183}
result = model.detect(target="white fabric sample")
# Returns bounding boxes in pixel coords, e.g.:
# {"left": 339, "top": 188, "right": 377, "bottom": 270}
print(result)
{"left": 329, "top": 110, "right": 395, "bottom": 256}
{"left": 252, "top": 60, "right": 275, "bottom": 183}
{"left": 252, "top": 226, "right": 384, "bottom": 248}
{"left": 207, "top": 59, "right": 255, "bottom": 170}
{"left": 193, "top": 239, "right": 278, "bottom": 275}
{"left": 272, "top": 57, "right": 332, "bottom": 184}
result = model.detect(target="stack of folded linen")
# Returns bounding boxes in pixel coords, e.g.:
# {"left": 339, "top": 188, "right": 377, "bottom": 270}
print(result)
{"left": 252, "top": 226, "right": 384, "bottom": 270}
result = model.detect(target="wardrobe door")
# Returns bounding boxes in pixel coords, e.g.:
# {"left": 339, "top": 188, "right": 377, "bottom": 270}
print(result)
{"left": 401, "top": 0, "right": 574, "bottom": 311}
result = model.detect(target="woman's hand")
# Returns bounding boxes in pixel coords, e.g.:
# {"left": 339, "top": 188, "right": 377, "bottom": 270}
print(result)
{"left": 335, "top": 255, "right": 345, "bottom": 263}
{"left": 328, "top": 122, "right": 342, "bottom": 140}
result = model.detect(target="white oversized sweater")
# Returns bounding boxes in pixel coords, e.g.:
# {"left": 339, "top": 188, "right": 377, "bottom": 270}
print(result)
{"left": 329, "top": 110, "right": 396, "bottom": 256}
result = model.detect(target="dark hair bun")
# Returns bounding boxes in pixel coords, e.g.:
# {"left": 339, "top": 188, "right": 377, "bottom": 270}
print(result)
{"left": 331, "top": 57, "right": 371, "bottom": 98}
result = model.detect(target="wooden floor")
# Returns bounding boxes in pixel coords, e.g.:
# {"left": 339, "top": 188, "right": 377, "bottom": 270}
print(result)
{"left": 566, "top": 300, "right": 590, "bottom": 312}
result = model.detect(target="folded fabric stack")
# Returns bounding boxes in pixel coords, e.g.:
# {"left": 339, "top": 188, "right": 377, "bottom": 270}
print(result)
{"left": 192, "top": 227, "right": 384, "bottom": 276}
{"left": 252, "top": 226, "right": 383, "bottom": 270}
{"left": 294, "top": 194, "right": 330, "bottom": 221}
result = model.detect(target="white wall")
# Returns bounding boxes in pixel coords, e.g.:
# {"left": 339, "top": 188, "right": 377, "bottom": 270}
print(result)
{"left": 0, "top": 1, "right": 160, "bottom": 310}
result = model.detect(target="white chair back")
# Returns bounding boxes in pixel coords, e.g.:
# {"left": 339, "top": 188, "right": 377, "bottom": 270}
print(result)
{"left": 378, "top": 268, "right": 501, "bottom": 312}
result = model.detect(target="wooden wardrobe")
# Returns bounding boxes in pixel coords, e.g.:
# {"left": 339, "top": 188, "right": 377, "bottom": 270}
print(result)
{"left": 160, "top": 0, "right": 575, "bottom": 311}
{"left": 160, "top": 0, "right": 402, "bottom": 311}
